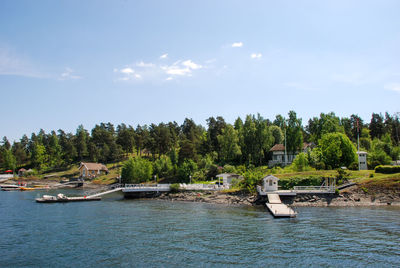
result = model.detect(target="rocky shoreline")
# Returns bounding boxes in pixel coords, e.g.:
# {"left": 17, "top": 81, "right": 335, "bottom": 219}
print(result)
{"left": 3, "top": 178, "right": 400, "bottom": 207}
{"left": 154, "top": 185, "right": 400, "bottom": 207}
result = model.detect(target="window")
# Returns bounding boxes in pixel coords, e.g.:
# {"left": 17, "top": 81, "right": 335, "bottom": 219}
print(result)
{"left": 269, "top": 180, "right": 272, "bottom": 186}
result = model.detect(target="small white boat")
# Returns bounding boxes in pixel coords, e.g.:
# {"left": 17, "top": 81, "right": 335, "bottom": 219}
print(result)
{"left": 0, "top": 185, "right": 21, "bottom": 191}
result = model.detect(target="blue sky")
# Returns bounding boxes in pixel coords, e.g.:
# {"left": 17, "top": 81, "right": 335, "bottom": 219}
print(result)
{"left": 1, "top": 0, "right": 399, "bottom": 141}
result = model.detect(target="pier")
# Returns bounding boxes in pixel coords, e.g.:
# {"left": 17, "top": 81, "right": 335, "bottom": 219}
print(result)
{"left": 265, "top": 193, "right": 297, "bottom": 218}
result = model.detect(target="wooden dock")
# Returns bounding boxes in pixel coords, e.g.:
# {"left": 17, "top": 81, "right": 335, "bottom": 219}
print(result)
{"left": 266, "top": 194, "right": 297, "bottom": 218}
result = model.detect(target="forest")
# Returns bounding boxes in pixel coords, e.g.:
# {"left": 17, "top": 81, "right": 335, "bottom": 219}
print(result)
{"left": 0, "top": 111, "right": 399, "bottom": 185}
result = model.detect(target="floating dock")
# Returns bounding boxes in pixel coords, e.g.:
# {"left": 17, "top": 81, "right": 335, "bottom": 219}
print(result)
{"left": 36, "top": 194, "right": 101, "bottom": 203}
{"left": 266, "top": 193, "right": 297, "bottom": 218}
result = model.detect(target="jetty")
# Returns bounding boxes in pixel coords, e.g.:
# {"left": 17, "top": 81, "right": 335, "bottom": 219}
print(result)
{"left": 36, "top": 193, "right": 101, "bottom": 203}
{"left": 266, "top": 193, "right": 297, "bottom": 218}
{"left": 257, "top": 175, "right": 338, "bottom": 218}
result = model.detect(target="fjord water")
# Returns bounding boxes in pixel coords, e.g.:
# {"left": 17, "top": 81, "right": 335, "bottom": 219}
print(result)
{"left": 1, "top": 190, "right": 400, "bottom": 267}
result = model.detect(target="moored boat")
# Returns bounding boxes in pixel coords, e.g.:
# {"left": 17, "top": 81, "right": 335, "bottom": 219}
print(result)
{"left": 0, "top": 185, "right": 21, "bottom": 191}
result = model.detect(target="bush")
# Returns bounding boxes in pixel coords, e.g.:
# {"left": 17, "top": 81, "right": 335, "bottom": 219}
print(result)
{"left": 348, "top": 162, "right": 359, "bottom": 170}
{"left": 290, "top": 153, "right": 311, "bottom": 172}
{"left": 279, "top": 176, "right": 325, "bottom": 190}
{"left": 223, "top": 164, "right": 236, "bottom": 174}
{"left": 170, "top": 183, "right": 180, "bottom": 192}
{"left": 319, "top": 132, "right": 357, "bottom": 169}
{"left": 374, "top": 165, "right": 400, "bottom": 174}
{"left": 121, "top": 157, "right": 153, "bottom": 184}
{"left": 241, "top": 169, "right": 264, "bottom": 193}
{"left": 177, "top": 160, "right": 198, "bottom": 182}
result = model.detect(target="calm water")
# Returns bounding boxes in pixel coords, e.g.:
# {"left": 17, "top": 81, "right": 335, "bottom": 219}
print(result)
{"left": 1, "top": 190, "right": 400, "bottom": 267}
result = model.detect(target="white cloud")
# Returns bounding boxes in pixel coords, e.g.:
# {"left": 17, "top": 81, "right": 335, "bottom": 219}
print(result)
{"left": 250, "top": 53, "right": 262, "bottom": 59}
{"left": 161, "top": 59, "right": 202, "bottom": 76}
{"left": 232, "top": 42, "right": 243, "bottom": 48}
{"left": 60, "top": 67, "right": 81, "bottom": 80}
{"left": 115, "top": 66, "right": 142, "bottom": 81}
{"left": 115, "top": 58, "right": 203, "bottom": 82}
{"left": 182, "top": 60, "right": 202, "bottom": 70}
{"left": 160, "top": 53, "right": 168, "bottom": 59}
{"left": 120, "top": 67, "right": 135, "bottom": 74}
{"left": 384, "top": 83, "right": 400, "bottom": 93}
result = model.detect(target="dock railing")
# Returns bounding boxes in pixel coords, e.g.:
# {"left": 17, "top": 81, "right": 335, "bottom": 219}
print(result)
{"left": 293, "top": 186, "right": 335, "bottom": 193}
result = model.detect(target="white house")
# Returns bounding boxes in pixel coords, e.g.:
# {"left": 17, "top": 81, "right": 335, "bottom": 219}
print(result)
{"left": 357, "top": 151, "right": 368, "bottom": 170}
{"left": 262, "top": 175, "right": 279, "bottom": 192}
{"left": 268, "top": 142, "right": 314, "bottom": 167}
{"left": 216, "top": 173, "right": 243, "bottom": 187}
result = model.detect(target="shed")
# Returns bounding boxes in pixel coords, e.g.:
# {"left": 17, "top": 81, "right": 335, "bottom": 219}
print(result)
{"left": 263, "top": 175, "right": 279, "bottom": 192}
{"left": 79, "top": 162, "right": 109, "bottom": 178}
{"left": 216, "top": 173, "right": 243, "bottom": 187}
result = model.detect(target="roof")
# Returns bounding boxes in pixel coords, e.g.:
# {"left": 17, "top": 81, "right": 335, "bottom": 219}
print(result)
{"left": 216, "top": 173, "right": 243, "bottom": 178}
{"left": 270, "top": 142, "right": 314, "bottom": 152}
{"left": 357, "top": 151, "right": 368, "bottom": 154}
{"left": 80, "top": 162, "right": 108, "bottom": 171}
{"left": 270, "top": 144, "right": 285, "bottom": 152}
{"left": 18, "top": 168, "right": 27, "bottom": 172}
{"left": 263, "top": 175, "right": 279, "bottom": 181}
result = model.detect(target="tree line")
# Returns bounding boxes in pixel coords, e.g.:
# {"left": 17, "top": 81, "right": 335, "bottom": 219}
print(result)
{"left": 0, "top": 111, "right": 399, "bottom": 180}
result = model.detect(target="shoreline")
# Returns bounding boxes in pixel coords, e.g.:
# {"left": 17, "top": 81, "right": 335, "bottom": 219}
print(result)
{"left": 152, "top": 185, "right": 400, "bottom": 207}
{"left": 3, "top": 179, "right": 400, "bottom": 207}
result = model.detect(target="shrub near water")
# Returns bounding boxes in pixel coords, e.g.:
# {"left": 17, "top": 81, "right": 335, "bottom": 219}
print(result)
{"left": 121, "top": 157, "right": 153, "bottom": 183}
{"left": 279, "top": 176, "right": 324, "bottom": 190}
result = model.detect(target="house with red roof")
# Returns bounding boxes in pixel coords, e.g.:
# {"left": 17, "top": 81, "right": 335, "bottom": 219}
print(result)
{"left": 79, "top": 162, "right": 109, "bottom": 178}
{"left": 268, "top": 143, "right": 314, "bottom": 167}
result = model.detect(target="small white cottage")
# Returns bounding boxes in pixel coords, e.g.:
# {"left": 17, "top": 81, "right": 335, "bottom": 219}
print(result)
{"left": 216, "top": 173, "right": 243, "bottom": 187}
{"left": 262, "top": 175, "right": 279, "bottom": 192}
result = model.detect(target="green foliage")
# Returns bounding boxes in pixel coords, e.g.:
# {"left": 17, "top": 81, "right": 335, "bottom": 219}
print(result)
{"left": 270, "top": 125, "right": 284, "bottom": 145}
{"left": 335, "top": 188, "right": 340, "bottom": 195}
{"left": 307, "top": 112, "right": 344, "bottom": 143}
{"left": 31, "top": 143, "right": 48, "bottom": 171}
{"left": 348, "top": 162, "right": 359, "bottom": 170}
{"left": 1, "top": 149, "right": 16, "bottom": 171}
{"left": 178, "top": 159, "right": 198, "bottom": 182}
{"left": 170, "top": 183, "right": 181, "bottom": 192}
{"left": 318, "top": 132, "right": 357, "bottom": 169}
{"left": 154, "top": 155, "right": 173, "bottom": 179}
{"left": 279, "top": 176, "right": 324, "bottom": 190}
{"left": 361, "top": 186, "right": 368, "bottom": 193}
{"left": 336, "top": 168, "right": 350, "bottom": 180}
{"left": 217, "top": 124, "right": 241, "bottom": 165}
{"left": 368, "top": 138, "right": 392, "bottom": 168}
{"left": 223, "top": 164, "right": 237, "bottom": 173}
{"left": 241, "top": 169, "right": 264, "bottom": 193}
{"left": 121, "top": 157, "right": 153, "bottom": 183}
{"left": 290, "top": 152, "right": 311, "bottom": 172}
{"left": 374, "top": 165, "right": 400, "bottom": 174}
{"left": 286, "top": 111, "right": 303, "bottom": 154}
